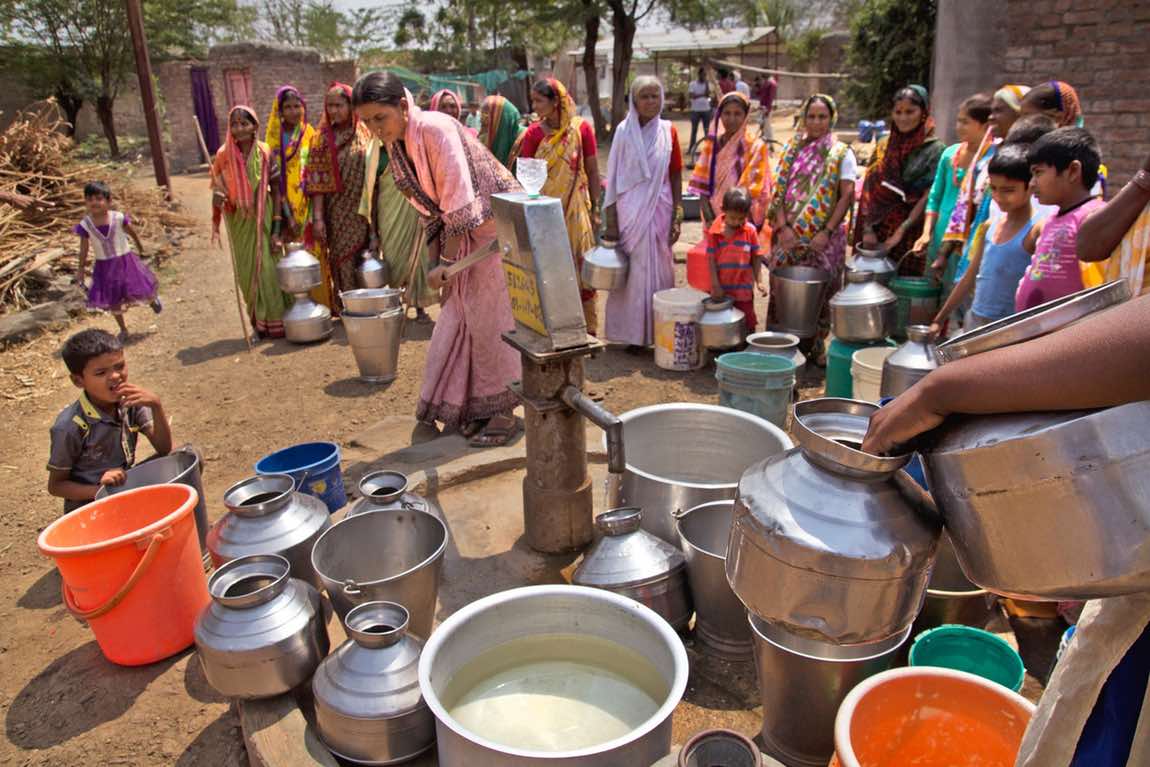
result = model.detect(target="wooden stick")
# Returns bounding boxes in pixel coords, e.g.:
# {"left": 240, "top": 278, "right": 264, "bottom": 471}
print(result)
{"left": 193, "top": 115, "right": 253, "bottom": 351}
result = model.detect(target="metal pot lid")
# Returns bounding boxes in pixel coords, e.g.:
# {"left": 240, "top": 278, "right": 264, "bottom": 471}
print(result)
{"left": 223, "top": 473, "right": 295, "bottom": 516}
{"left": 574, "top": 507, "right": 686, "bottom": 588}
{"left": 358, "top": 470, "right": 409, "bottom": 504}
{"left": 208, "top": 553, "right": 292, "bottom": 607}
{"left": 791, "top": 398, "right": 910, "bottom": 478}
{"left": 747, "top": 331, "right": 800, "bottom": 350}
{"left": 886, "top": 328, "right": 940, "bottom": 373}
{"left": 830, "top": 271, "right": 898, "bottom": 308}
{"left": 937, "top": 280, "right": 1130, "bottom": 363}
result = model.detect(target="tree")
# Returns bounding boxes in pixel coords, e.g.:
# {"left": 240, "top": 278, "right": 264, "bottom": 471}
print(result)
{"left": 843, "top": 0, "right": 936, "bottom": 117}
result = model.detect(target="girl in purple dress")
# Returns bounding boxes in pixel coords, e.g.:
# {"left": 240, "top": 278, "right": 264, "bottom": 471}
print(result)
{"left": 73, "top": 181, "right": 161, "bottom": 341}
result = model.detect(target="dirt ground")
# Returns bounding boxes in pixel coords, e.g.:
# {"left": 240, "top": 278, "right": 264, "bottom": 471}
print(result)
{"left": 0, "top": 146, "right": 762, "bottom": 765}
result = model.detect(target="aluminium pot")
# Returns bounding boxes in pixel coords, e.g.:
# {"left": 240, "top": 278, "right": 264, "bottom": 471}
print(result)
{"left": 572, "top": 508, "right": 693, "bottom": 632}
{"left": 347, "top": 470, "right": 445, "bottom": 521}
{"left": 357, "top": 251, "right": 390, "bottom": 289}
{"left": 194, "top": 554, "right": 329, "bottom": 699}
{"left": 311, "top": 508, "right": 448, "bottom": 639}
{"left": 95, "top": 447, "right": 209, "bottom": 549}
{"left": 745, "top": 331, "right": 806, "bottom": 375}
{"left": 283, "top": 295, "right": 333, "bottom": 344}
{"left": 850, "top": 247, "right": 897, "bottom": 285}
{"left": 829, "top": 270, "right": 898, "bottom": 342}
{"left": 605, "top": 403, "right": 793, "bottom": 545}
{"left": 276, "top": 242, "right": 323, "bottom": 294}
{"left": 313, "top": 602, "right": 435, "bottom": 765}
{"left": 922, "top": 401, "right": 1150, "bottom": 600}
{"left": 751, "top": 616, "right": 908, "bottom": 767}
{"left": 768, "top": 266, "right": 830, "bottom": 338}
{"left": 208, "top": 474, "right": 332, "bottom": 589}
{"left": 676, "top": 500, "right": 752, "bottom": 659}
{"left": 417, "top": 585, "right": 688, "bottom": 766}
{"left": 699, "top": 298, "right": 746, "bottom": 350}
{"left": 912, "top": 532, "right": 997, "bottom": 634}
{"left": 880, "top": 324, "right": 939, "bottom": 397}
{"left": 341, "top": 288, "right": 403, "bottom": 315}
{"left": 581, "top": 238, "right": 628, "bottom": 291}
{"left": 343, "top": 307, "right": 404, "bottom": 383}
{"left": 726, "top": 398, "right": 940, "bottom": 644}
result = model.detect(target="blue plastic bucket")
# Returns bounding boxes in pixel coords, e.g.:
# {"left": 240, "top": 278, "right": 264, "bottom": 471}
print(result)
{"left": 254, "top": 441, "right": 346, "bottom": 513}
{"left": 715, "top": 352, "right": 796, "bottom": 428}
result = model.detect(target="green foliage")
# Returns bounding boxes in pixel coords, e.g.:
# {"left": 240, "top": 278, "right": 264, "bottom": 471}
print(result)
{"left": 843, "top": 0, "right": 936, "bottom": 118}
{"left": 785, "top": 28, "right": 823, "bottom": 69}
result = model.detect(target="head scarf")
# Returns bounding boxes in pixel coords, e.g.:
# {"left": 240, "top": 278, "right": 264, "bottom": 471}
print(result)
{"left": 265, "top": 86, "right": 307, "bottom": 198}
{"left": 539, "top": 78, "right": 577, "bottom": 152}
{"left": 878, "top": 84, "right": 936, "bottom": 188}
{"left": 316, "top": 82, "right": 355, "bottom": 193}
{"left": 429, "top": 89, "right": 460, "bottom": 117}
{"left": 699, "top": 91, "right": 751, "bottom": 197}
{"left": 800, "top": 93, "right": 839, "bottom": 133}
{"left": 211, "top": 105, "right": 269, "bottom": 243}
{"left": 604, "top": 77, "right": 671, "bottom": 209}
{"left": 1048, "top": 81, "right": 1083, "bottom": 127}
{"left": 481, "top": 94, "right": 523, "bottom": 167}
{"left": 995, "top": 84, "right": 1031, "bottom": 113}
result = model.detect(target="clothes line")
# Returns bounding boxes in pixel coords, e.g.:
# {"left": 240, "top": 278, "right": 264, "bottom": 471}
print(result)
{"left": 707, "top": 57, "right": 847, "bottom": 80}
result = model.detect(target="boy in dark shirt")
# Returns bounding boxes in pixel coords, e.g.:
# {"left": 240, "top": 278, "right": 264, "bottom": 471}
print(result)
{"left": 47, "top": 329, "right": 172, "bottom": 512}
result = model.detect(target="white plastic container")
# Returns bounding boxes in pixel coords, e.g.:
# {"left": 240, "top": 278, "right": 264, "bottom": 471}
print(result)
{"left": 653, "top": 287, "right": 706, "bottom": 371}
{"left": 851, "top": 346, "right": 895, "bottom": 402}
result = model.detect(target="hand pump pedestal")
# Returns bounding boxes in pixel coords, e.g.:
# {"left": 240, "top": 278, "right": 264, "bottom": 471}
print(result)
{"left": 492, "top": 193, "right": 625, "bottom": 554}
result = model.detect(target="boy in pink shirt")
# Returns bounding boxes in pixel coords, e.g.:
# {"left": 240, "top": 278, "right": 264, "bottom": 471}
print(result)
{"left": 1015, "top": 128, "right": 1105, "bottom": 311}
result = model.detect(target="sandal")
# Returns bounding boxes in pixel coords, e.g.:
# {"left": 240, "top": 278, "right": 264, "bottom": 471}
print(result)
{"left": 469, "top": 414, "right": 518, "bottom": 448}
{"left": 461, "top": 419, "right": 487, "bottom": 438}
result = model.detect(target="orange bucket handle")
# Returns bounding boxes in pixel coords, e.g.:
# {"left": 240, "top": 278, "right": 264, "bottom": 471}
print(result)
{"left": 63, "top": 529, "right": 171, "bottom": 621}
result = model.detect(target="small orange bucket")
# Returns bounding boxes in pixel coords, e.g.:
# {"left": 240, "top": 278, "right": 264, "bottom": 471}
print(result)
{"left": 830, "top": 666, "right": 1035, "bottom": 767}
{"left": 38, "top": 484, "right": 210, "bottom": 666}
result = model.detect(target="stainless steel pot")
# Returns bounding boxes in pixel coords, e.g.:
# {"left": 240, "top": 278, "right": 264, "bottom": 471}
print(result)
{"left": 676, "top": 500, "right": 752, "bottom": 659}
{"left": 276, "top": 242, "right": 323, "bottom": 293}
{"left": 95, "top": 448, "right": 209, "bottom": 549}
{"left": 769, "top": 266, "right": 830, "bottom": 338}
{"left": 745, "top": 332, "right": 806, "bottom": 375}
{"left": 347, "top": 470, "right": 445, "bottom": 521}
{"left": 830, "top": 270, "right": 898, "bottom": 342}
{"left": 699, "top": 298, "right": 746, "bottom": 349}
{"left": 418, "top": 585, "right": 688, "bottom": 767}
{"left": 573, "top": 508, "right": 693, "bottom": 632}
{"left": 850, "top": 247, "right": 897, "bottom": 285}
{"left": 581, "top": 238, "right": 628, "bottom": 291}
{"left": 880, "top": 324, "right": 939, "bottom": 397}
{"left": 311, "top": 508, "right": 448, "bottom": 638}
{"left": 606, "top": 403, "right": 793, "bottom": 544}
{"left": 208, "top": 474, "right": 332, "bottom": 589}
{"left": 341, "top": 288, "right": 403, "bottom": 315}
{"left": 913, "top": 533, "right": 997, "bottom": 634}
{"left": 750, "top": 616, "right": 908, "bottom": 767}
{"left": 194, "top": 554, "right": 329, "bottom": 699}
{"left": 313, "top": 602, "right": 435, "bottom": 765}
{"left": 357, "top": 251, "right": 390, "bottom": 289}
{"left": 343, "top": 307, "right": 404, "bottom": 383}
{"left": 726, "top": 398, "right": 940, "bottom": 643}
{"left": 923, "top": 401, "right": 1150, "bottom": 600}
{"left": 677, "top": 730, "right": 762, "bottom": 767}
{"left": 283, "top": 295, "right": 333, "bottom": 343}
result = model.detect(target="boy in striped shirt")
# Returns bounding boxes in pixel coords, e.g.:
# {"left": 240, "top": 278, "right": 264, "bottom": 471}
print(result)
{"left": 706, "top": 187, "right": 769, "bottom": 331}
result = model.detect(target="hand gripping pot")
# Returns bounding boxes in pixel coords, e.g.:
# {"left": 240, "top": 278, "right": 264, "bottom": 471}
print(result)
{"left": 194, "top": 554, "right": 329, "bottom": 699}
{"left": 726, "top": 398, "right": 941, "bottom": 644}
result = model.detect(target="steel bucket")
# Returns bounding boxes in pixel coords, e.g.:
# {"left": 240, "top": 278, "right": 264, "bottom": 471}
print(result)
{"left": 914, "top": 533, "right": 996, "bottom": 634}
{"left": 310, "top": 508, "right": 448, "bottom": 639}
{"left": 342, "top": 307, "right": 403, "bottom": 383}
{"left": 675, "top": 501, "right": 752, "bottom": 659}
{"left": 341, "top": 288, "right": 403, "bottom": 314}
{"left": 750, "top": 616, "right": 908, "bottom": 767}
{"left": 769, "top": 266, "right": 830, "bottom": 338}
{"left": 96, "top": 448, "right": 208, "bottom": 549}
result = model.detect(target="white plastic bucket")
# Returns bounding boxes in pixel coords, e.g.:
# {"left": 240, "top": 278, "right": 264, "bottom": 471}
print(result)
{"left": 653, "top": 287, "right": 706, "bottom": 371}
{"left": 851, "top": 346, "right": 895, "bottom": 402}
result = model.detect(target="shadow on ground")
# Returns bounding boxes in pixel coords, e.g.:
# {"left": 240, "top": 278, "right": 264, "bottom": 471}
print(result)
{"left": 175, "top": 337, "right": 251, "bottom": 366}
{"left": 17, "top": 568, "right": 62, "bottom": 610}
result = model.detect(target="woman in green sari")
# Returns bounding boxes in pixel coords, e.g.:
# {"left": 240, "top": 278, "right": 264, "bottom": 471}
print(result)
{"left": 211, "top": 105, "right": 291, "bottom": 339}
{"left": 359, "top": 138, "right": 435, "bottom": 320}
{"left": 479, "top": 94, "right": 524, "bottom": 169}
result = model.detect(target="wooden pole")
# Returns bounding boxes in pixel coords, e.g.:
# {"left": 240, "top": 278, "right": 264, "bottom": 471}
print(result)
{"left": 124, "top": 0, "right": 171, "bottom": 197}
{"left": 193, "top": 115, "right": 254, "bottom": 352}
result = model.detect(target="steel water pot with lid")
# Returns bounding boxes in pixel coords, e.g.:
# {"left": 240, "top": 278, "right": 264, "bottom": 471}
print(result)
{"left": 347, "top": 470, "right": 445, "bottom": 521}
{"left": 699, "top": 298, "right": 746, "bottom": 349}
{"left": 726, "top": 398, "right": 941, "bottom": 644}
{"left": 208, "top": 473, "right": 332, "bottom": 589}
{"left": 573, "top": 507, "right": 693, "bottom": 632}
{"left": 313, "top": 601, "right": 435, "bottom": 765}
{"left": 745, "top": 331, "right": 807, "bottom": 375}
{"left": 830, "top": 270, "right": 898, "bottom": 342}
{"left": 581, "top": 237, "right": 629, "bottom": 291}
{"left": 357, "top": 249, "right": 390, "bottom": 289}
{"left": 277, "top": 242, "right": 333, "bottom": 343}
{"left": 276, "top": 242, "right": 323, "bottom": 293}
{"left": 850, "top": 247, "right": 897, "bottom": 285}
{"left": 880, "top": 324, "right": 939, "bottom": 397}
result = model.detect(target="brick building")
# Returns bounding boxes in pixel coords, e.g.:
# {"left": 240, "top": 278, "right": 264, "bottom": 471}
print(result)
{"left": 933, "top": 0, "right": 1150, "bottom": 191}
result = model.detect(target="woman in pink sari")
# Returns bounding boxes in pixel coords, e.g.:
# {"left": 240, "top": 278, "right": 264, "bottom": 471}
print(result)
{"left": 603, "top": 76, "right": 684, "bottom": 349}
{"left": 353, "top": 71, "right": 522, "bottom": 446}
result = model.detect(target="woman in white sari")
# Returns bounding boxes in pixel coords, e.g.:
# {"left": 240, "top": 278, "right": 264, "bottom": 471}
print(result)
{"left": 603, "top": 76, "right": 684, "bottom": 348}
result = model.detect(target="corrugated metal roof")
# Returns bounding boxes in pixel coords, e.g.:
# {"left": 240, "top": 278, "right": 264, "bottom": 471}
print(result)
{"left": 569, "top": 26, "right": 776, "bottom": 58}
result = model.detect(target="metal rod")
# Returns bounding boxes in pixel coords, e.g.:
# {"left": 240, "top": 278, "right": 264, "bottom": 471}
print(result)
{"left": 560, "top": 385, "right": 625, "bottom": 474}
{"left": 124, "top": 0, "right": 171, "bottom": 195}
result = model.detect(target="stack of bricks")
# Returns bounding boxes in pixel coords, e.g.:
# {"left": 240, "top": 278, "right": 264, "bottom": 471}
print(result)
{"left": 1000, "top": 0, "right": 1150, "bottom": 191}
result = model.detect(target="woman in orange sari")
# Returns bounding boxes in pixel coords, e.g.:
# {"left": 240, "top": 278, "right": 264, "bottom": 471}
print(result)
{"left": 688, "top": 91, "right": 773, "bottom": 231}
{"left": 514, "top": 78, "right": 601, "bottom": 331}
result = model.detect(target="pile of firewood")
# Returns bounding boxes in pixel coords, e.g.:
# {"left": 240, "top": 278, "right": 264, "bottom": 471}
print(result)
{"left": 0, "top": 100, "right": 195, "bottom": 312}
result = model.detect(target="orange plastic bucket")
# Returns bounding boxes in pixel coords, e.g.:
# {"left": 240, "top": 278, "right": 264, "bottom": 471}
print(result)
{"left": 830, "top": 667, "right": 1035, "bottom": 767}
{"left": 38, "top": 484, "right": 210, "bottom": 666}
